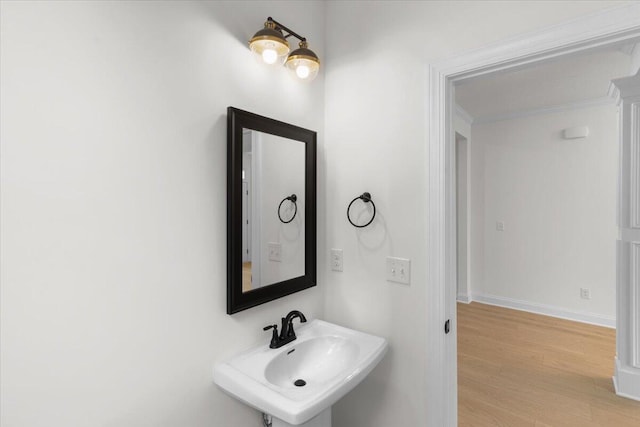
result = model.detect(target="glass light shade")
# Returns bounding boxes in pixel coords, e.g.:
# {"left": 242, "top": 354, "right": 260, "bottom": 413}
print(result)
{"left": 285, "top": 42, "right": 320, "bottom": 81}
{"left": 249, "top": 23, "right": 290, "bottom": 66}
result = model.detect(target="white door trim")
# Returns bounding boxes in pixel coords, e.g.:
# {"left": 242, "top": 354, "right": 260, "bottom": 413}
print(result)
{"left": 454, "top": 133, "right": 471, "bottom": 303}
{"left": 425, "top": 5, "right": 640, "bottom": 425}
{"left": 250, "top": 130, "right": 263, "bottom": 289}
{"left": 612, "top": 72, "right": 640, "bottom": 400}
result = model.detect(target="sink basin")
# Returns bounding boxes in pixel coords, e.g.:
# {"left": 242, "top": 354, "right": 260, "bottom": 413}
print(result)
{"left": 264, "top": 335, "right": 359, "bottom": 388}
{"left": 213, "top": 319, "right": 388, "bottom": 425}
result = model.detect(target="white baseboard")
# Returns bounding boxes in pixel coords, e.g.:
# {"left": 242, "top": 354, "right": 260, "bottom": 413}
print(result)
{"left": 470, "top": 292, "right": 615, "bottom": 329}
{"left": 614, "top": 357, "right": 640, "bottom": 401}
{"left": 456, "top": 293, "right": 471, "bottom": 304}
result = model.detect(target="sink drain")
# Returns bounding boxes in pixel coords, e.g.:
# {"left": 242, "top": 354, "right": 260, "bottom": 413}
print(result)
{"left": 294, "top": 379, "right": 306, "bottom": 387}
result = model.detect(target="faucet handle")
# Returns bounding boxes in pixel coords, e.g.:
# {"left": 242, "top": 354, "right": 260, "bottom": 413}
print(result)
{"left": 263, "top": 324, "right": 279, "bottom": 348}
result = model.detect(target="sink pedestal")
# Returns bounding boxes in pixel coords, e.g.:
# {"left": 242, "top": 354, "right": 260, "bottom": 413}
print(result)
{"left": 271, "top": 408, "right": 331, "bottom": 427}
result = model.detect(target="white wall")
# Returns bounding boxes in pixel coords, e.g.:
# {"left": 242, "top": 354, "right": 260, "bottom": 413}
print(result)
{"left": 454, "top": 108, "right": 472, "bottom": 141}
{"left": 470, "top": 104, "right": 618, "bottom": 321}
{"left": 455, "top": 110, "right": 473, "bottom": 301}
{"left": 1, "top": 1, "right": 630, "bottom": 427}
{"left": 470, "top": 126, "right": 486, "bottom": 304}
{"left": 0, "top": 2, "right": 324, "bottom": 426}
{"left": 257, "top": 133, "right": 305, "bottom": 288}
{"left": 455, "top": 109, "right": 475, "bottom": 303}
{"left": 322, "top": 2, "right": 625, "bottom": 426}
{"left": 630, "top": 42, "right": 640, "bottom": 75}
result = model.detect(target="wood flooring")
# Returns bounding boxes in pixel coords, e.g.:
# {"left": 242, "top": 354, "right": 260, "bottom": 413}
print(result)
{"left": 242, "top": 262, "right": 251, "bottom": 292}
{"left": 457, "top": 302, "right": 640, "bottom": 426}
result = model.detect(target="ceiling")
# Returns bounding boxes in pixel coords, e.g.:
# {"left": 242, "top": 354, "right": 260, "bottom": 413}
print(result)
{"left": 455, "top": 44, "right": 636, "bottom": 122}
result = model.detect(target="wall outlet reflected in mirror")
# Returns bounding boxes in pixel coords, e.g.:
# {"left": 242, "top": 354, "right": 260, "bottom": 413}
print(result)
{"left": 268, "top": 242, "right": 282, "bottom": 262}
{"left": 331, "top": 248, "right": 343, "bottom": 272}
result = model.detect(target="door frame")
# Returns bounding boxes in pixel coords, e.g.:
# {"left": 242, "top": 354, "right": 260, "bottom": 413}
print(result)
{"left": 454, "top": 132, "right": 471, "bottom": 303}
{"left": 424, "top": 5, "right": 640, "bottom": 425}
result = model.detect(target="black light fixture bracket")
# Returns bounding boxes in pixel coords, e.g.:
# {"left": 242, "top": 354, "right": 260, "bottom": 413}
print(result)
{"left": 266, "top": 17, "right": 307, "bottom": 43}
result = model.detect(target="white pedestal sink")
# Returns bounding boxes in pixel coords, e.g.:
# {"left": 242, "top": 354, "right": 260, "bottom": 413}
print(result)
{"left": 213, "top": 319, "right": 388, "bottom": 426}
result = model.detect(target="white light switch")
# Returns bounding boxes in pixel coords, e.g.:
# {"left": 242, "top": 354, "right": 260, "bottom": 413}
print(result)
{"left": 268, "top": 242, "right": 282, "bottom": 262}
{"left": 386, "top": 257, "right": 411, "bottom": 284}
{"left": 331, "top": 248, "right": 343, "bottom": 272}
{"left": 496, "top": 221, "right": 505, "bottom": 232}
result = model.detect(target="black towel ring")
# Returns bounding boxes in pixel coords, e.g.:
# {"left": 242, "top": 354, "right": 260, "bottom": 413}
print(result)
{"left": 347, "top": 192, "right": 376, "bottom": 228}
{"left": 277, "top": 194, "right": 298, "bottom": 224}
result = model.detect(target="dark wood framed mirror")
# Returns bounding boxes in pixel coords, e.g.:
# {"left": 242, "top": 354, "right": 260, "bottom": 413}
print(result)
{"left": 227, "top": 107, "right": 317, "bottom": 314}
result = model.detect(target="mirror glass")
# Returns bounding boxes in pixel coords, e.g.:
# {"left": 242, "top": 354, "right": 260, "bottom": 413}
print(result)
{"left": 241, "top": 130, "right": 305, "bottom": 292}
{"left": 227, "top": 107, "right": 316, "bottom": 314}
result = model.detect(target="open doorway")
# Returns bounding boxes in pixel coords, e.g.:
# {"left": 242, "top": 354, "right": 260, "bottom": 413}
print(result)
{"left": 424, "top": 9, "right": 640, "bottom": 425}
{"left": 452, "top": 41, "right": 640, "bottom": 425}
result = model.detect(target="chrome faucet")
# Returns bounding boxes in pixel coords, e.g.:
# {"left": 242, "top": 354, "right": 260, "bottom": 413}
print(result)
{"left": 263, "top": 310, "right": 307, "bottom": 349}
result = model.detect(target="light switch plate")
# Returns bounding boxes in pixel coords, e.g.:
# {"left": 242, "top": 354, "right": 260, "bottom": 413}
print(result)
{"left": 268, "top": 242, "right": 282, "bottom": 262}
{"left": 496, "top": 221, "right": 505, "bottom": 232}
{"left": 331, "top": 248, "right": 343, "bottom": 272}
{"left": 386, "top": 257, "right": 411, "bottom": 284}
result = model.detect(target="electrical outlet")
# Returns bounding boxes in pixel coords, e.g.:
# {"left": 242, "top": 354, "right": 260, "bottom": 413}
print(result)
{"left": 496, "top": 221, "right": 505, "bottom": 232}
{"left": 268, "top": 242, "right": 281, "bottom": 262}
{"left": 386, "top": 257, "right": 411, "bottom": 284}
{"left": 331, "top": 248, "right": 343, "bottom": 272}
{"left": 580, "top": 288, "right": 591, "bottom": 300}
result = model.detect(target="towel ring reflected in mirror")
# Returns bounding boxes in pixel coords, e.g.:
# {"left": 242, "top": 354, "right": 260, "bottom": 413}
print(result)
{"left": 277, "top": 194, "right": 298, "bottom": 224}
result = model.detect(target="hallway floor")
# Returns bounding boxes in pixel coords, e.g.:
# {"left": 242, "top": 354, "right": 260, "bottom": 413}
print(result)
{"left": 457, "top": 302, "right": 640, "bottom": 426}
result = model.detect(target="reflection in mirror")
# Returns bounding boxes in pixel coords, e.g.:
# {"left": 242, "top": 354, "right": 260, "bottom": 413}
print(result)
{"left": 241, "top": 130, "right": 305, "bottom": 293}
{"left": 227, "top": 107, "right": 316, "bottom": 314}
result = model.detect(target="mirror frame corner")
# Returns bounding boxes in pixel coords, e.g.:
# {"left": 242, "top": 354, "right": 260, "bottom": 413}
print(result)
{"left": 227, "top": 107, "right": 317, "bottom": 314}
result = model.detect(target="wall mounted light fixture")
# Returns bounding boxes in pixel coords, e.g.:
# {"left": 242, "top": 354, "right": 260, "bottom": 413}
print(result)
{"left": 249, "top": 17, "right": 320, "bottom": 82}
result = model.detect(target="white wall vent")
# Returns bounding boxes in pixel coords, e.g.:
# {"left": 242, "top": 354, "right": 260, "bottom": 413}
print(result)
{"left": 563, "top": 126, "right": 589, "bottom": 139}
